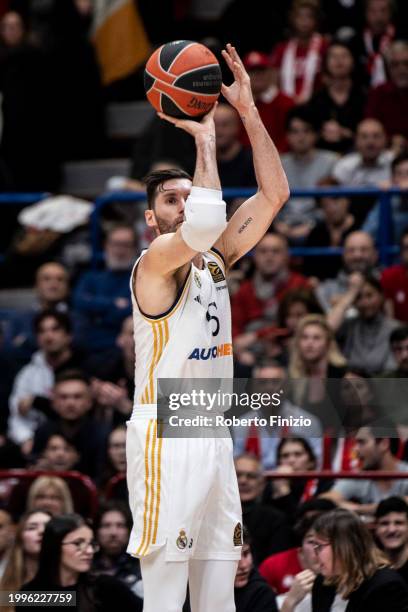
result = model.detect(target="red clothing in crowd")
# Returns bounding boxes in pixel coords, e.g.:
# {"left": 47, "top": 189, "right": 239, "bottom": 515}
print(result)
{"left": 240, "top": 87, "right": 295, "bottom": 153}
{"left": 365, "top": 83, "right": 408, "bottom": 139}
{"left": 381, "top": 264, "right": 408, "bottom": 322}
{"left": 231, "top": 272, "right": 309, "bottom": 337}
{"left": 259, "top": 547, "right": 302, "bottom": 594}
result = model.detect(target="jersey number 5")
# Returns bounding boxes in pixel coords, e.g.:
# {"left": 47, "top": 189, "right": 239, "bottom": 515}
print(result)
{"left": 206, "top": 302, "right": 220, "bottom": 337}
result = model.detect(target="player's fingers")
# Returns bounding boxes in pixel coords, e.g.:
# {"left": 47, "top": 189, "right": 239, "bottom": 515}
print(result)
{"left": 221, "top": 48, "right": 234, "bottom": 70}
{"left": 229, "top": 44, "right": 245, "bottom": 69}
{"left": 157, "top": 111, "right": 179, "bottom": 126}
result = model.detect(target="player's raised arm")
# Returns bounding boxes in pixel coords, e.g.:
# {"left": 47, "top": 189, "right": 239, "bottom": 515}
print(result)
{"left": 140, "top": 105, "right": 227, "bottom": 278}
{"left": 214, "top": 44, "right": 290, "bottom": 268}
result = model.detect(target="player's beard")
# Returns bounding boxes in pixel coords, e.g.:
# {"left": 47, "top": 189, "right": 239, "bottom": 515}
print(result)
{"left": 155, "top": 215, "right": 184, "bottom": 235}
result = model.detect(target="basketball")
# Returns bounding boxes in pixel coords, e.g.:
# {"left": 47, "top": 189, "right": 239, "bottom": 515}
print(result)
{"left": 144, "top": 40, "right": 222, "bottom": 119}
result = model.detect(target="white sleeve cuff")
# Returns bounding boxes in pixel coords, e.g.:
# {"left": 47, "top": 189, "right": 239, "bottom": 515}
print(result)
{"left": 190, "top": 186, "right": 223, "bottom": 202}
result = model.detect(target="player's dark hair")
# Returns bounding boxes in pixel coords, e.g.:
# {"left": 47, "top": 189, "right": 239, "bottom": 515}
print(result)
{"left": 143, "top": 169, "right": 192, "bottom": 210}
{"left": 375, "top": 496, "right": 408, "bottom": 519}
{"left": 33, "top": 310, "right": 72, "bottom": 336}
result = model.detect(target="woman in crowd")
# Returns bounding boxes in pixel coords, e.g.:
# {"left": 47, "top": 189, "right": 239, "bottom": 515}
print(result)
{"left": 327, "top": 274, "right": 400, "bottom": 375}
{"left": 289, "top": 314, "right": 347, "bottom": 429}
{"left": 307, "top": 41, "right": 366, "bottom": 153}
{"left": 311, "top": 508, "right": 408, "bottom": 611}
{"left": 99, "top": 425, "right": 127, "bottom": 500}
{"left": 26, "top": 476, "right": 74, "bottom": 515}
{"left": 18, "top": 513, "right": 141, "bottom": 612}
{"left": 271, "top": 438, "right": 332, "bottom": 518}
{"left": 1, "top": 510, "right": 51, "bottom": 611}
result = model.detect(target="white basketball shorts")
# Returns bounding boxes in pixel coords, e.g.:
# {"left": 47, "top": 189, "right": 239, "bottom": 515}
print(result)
{"left": 126, "top": 408, "right": 242, "bottom": 562}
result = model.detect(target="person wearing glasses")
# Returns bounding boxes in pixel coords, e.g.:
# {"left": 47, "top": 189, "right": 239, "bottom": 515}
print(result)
{"left": 311, "top": 508, "right": 408, "bottom": 612}
{"left": 17, "top": 514, "right": 141, "bottom": 612}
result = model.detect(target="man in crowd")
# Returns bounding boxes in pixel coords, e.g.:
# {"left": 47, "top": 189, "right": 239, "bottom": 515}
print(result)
{"left": 93, "top": 501, "right": 143, "bottom": 605}
{"left": 275, "top": 106, "right": 338, "bottom": 243}
{"left": 33, "top": 432, "right": 80, "bottom": 472}
{"left": 233, "top": 361, "right": 322, "bottom": 469}
{"left": 234, "top": 453, "right": 293, "bottom": 564}
{"left": 241, "top": 50, "right": 294, "bottom": 153}
{"left": 32, "top": 369, "right": 108, "bottom": 478}
{"left": 316, "top": 230, "right": 378, "bottom": 311}
{"left": 365, "top": 40, "right": 408, "bottom": 145}
{"left": 8, "top": 310, "right": 86, "bottom": 450}
{"left": 232, "top": 232, "right": 308, "bottom": 365}
{"left": 73, "top": 225, "right": 137, "bottom": 350}
{"left": 322, "top": 422, "right": 408, "bottom": 515}
{"left": 0, "top": 509, "right": 13, "bottom": 579}
{"left": 375, "top": 496, "right": 408, "bottom": 582}
{"left": 386, "top": 327, "right": 408, "bottom": 376}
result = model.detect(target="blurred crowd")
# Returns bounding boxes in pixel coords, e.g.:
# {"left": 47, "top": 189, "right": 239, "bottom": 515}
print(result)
{"left": 1, "top": 0, "right": 408, "bottom": 610}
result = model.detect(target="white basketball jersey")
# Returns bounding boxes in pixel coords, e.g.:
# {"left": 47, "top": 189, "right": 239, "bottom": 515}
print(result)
{"left": 130, "top": 247, "right": 232, "bottom": 407}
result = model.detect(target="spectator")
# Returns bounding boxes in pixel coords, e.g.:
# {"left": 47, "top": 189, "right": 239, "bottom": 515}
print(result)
{"left": 234, "top": 454, "right": 293, "bottom": 563}
{"left": 1, "top": 261, "right": 81, "bottom": 362}
{"left": 259, "top": 503, "right": 336, "bottom": 598}
{"left": 275, "top": 106, "right": 338, "bottom": 243}
{"left": 273, "top": 0, "right": 328, "bottom": 104}
{"left": 277, "top": 288, "right": 323, "bottom": 336}
{"left": 8, "top": 310, "right": 87, "bottom": 450}
{"left": 0, "top": 509, "right": 13, "bottom": 579}
{"left": 304, "top": 178, "right": 357, "bottom": 280}
{"left": 271, "top": 438, "right": 332, "bottom": 516}
{"left": 232, "top": 233, "right": 309, "bottom": 365}
{"left": 307, "top": 41, "right": 366, "bottom": 154}
{"left": 32, "top": 370, "right": 108, "bottom": 478}
{"left": 385, "top": 326, "right": 408, "bottom": 376}
{"left": 32, "top": 433, "right": 80, "bottom": 472}
{"left": 375, "top": 496, "right": 408, "bottom": 582}
{"left": 316, "top": 230, "right": 378, "bottom": 311}
{"left": 0, "top": 510, "right": 51, "bottom": 608}
{"left": 365, "top": 39, "right": 408, "bottom": 146}
{"left": 381, "top": 227, "right": 408, "bottom": 322}
{"left": 363, "top": 152, "right": 408, "bottom": 243}
{"left": 27, "top": 476, "right": 74, "bottom": 516}
{"left": 322, "top": 422, "right": 408, "bottom": 516}
{"left": 73, "top": 225, "right": 137, "bottom": 350}
{"left": 214, "top": 102, "right": 257, "bottom": 189}
{"left": 234, "top": 528, "right": 278, "bottom": 612}
{"left": 233, "top": 362, "right": 322, "bottom": 470}
{"left": 288, "top": 314, "right": 347, "bottom": 429}
{"left": 99, "top": 425, "right": 127, "bottom": 495}
{"left": 328, "top": 274, "right": 400, "bottom": 373}
{"left": 332, "top": 119, "right": 393, "bottom": 220}
{"left": 311, "top": 508, "right": 408, "bottom": 611}
{"left": 93, "top": 501, "right": 143, "bottom": 603}
{"left": 88, "top": 316, "right": 135, "bottom": 425}
{"left": 351, "top": 0, "right": 396, "bottom": 87}
{"left": 241, "top": 51, "right": 294, "bottom": 153}
{"left": 18, "top": 514, "right": 141, "bottom": 612}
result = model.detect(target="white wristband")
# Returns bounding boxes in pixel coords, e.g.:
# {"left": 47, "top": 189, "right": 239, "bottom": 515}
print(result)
{"left": 190, "top": 186, "right": 223, "bottom": 202}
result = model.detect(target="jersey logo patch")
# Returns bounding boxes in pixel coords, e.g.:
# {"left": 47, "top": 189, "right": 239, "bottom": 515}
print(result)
{"left": 208, "top": 261, "right": 225, "bottom": 283}
{"left": 194, "top": 272, "right": 202, "bottom": 289}
{"left": 233, "top": 522, "right": 242, "bottom": 547}
{"left": 176, "top": 529, "right": 188, "bottom": 550}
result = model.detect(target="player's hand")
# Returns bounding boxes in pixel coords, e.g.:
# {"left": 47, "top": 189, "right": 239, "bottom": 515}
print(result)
{"left": 157, "top": 102, "right": 217, "bottom": 140}
{"left": 221, "top": 43, "right": 254, "bottom": 114}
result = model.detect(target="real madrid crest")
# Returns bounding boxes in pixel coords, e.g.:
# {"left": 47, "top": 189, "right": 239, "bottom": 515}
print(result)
{"left": 194, "top": 271, "right": 202, "bottom": 289}
{"left": 233, "top": 522, "right": 242, "bottom": 546}
{"left": 176, "top": 529, "right": 188, "bottom": 550}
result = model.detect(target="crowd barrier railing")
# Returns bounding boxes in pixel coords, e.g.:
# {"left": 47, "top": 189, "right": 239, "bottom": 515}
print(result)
{"left": 0, "top": 187, "right": 405, "bottom": 268}
{"left": 90, "top": 186, "right": 406, "bottom": 267}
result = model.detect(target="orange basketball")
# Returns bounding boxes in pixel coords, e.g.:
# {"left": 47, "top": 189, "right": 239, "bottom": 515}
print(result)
{"left": 144, "top": 40, "right": 222, "bottom": 119}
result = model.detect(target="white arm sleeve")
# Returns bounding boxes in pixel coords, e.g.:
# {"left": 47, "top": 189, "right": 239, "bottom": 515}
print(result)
{"left": 180, "top": 186, "right": 227, "bottom": 253}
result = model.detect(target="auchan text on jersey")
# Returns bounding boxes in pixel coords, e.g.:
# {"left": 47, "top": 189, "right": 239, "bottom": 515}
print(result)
{"left": 188, "top": 343, "right": 233, "bottom": 360}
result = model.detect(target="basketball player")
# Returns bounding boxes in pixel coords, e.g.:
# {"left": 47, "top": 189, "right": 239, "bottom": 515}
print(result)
{"left": 126, "top": 44, "right": 290, "bottom": 611}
